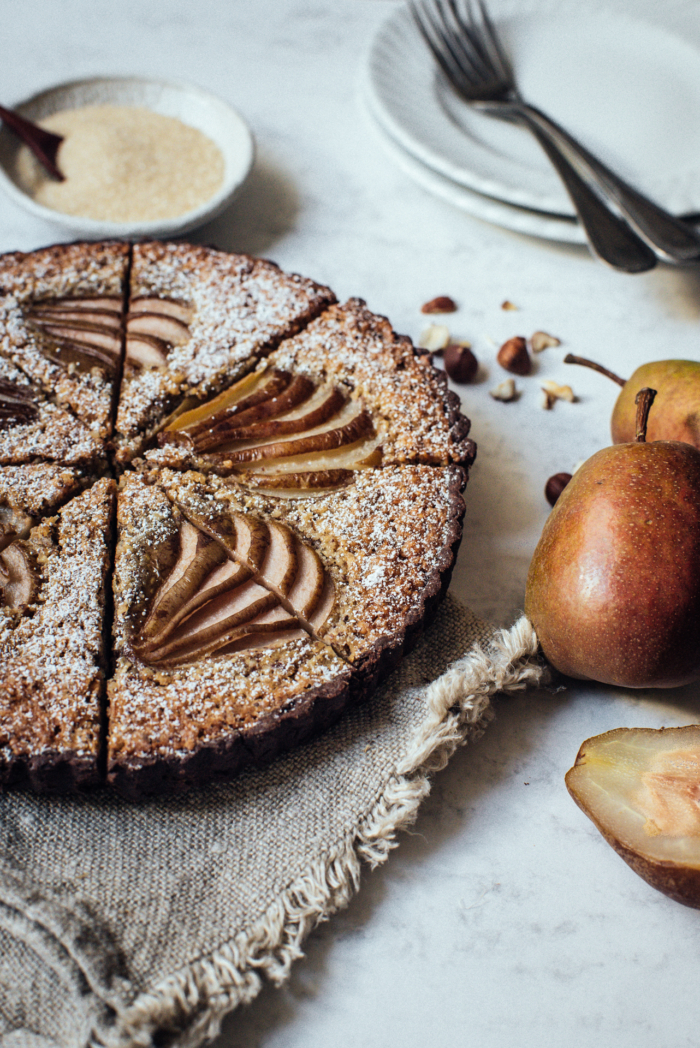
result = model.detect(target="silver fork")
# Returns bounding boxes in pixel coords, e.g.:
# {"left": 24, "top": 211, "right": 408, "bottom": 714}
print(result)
{"left": 410, "top": 0, "right": 700, "bottom": 270}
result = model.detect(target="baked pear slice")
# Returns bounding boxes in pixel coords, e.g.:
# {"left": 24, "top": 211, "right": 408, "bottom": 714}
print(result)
{"left": 566, "top": 726, "right": 700, "bottom": 909}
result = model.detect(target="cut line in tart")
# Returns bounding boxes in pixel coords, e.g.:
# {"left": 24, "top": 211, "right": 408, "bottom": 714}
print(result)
{"left": 0, "top": 240, "right": 476, "bottom": 798}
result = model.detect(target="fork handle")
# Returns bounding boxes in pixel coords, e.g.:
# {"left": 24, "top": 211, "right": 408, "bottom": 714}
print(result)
{"left": 515, "top": 110, "right": 656, "bottom": 273}
{"left": 518, "top": 103, "right": 700, "bottom": 263}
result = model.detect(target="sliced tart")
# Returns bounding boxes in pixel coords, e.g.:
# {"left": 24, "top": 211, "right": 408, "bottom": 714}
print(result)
{"left": 0, "top": 241, "right": 129, "bottom": 442}
{"left": 108, "top": 474, "right": 355, "bottom": 797}
{"left": 113, "top": 242, "right": 336, "bottom": 463}
{"left": 0, "top": 477, "right": 115, "bottom": 791}
{"left": 144, "top": 298, "right": 475, "bottom": 493}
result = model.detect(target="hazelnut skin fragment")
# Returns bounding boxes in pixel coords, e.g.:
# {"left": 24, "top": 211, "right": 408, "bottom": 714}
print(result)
{"left": 421, "top": 296, "right": 457, "bottom": 314}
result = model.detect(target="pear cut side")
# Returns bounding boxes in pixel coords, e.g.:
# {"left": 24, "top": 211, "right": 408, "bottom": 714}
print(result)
{"left": 566, "top": 726, "right": 700, "bottom": 909}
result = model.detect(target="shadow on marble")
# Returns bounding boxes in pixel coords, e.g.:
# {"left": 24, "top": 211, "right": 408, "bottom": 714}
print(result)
{"left": 191, "top": 153, "right": 300, "bottom": 258}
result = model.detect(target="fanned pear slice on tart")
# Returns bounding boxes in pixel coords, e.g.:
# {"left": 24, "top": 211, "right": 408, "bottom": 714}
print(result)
{"left": 108, "top": 474, "right": 354, "bottom": 797}
{"left": 0, "top": 242, "right": 130, "bottom": 441}
{"left": 145, "top": 298, "right": 475, "bottom": 494}
{"left": 0, "top": 478, "right": 114, "bottom": 791}
{"left": 113, "top": 242, "right": 337, "bottom": 463}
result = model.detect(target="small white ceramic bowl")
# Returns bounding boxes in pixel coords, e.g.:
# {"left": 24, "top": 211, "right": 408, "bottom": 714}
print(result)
{"left": 0, "top": 75, "right": 255, "bottom": 238}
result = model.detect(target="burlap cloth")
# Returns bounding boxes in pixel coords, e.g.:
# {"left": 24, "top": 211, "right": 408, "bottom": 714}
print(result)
{"left": 0, "top": 595, "right": 549, "bottom": 1048}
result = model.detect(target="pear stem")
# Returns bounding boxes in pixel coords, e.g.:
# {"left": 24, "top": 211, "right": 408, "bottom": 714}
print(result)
{"left": 563, "top": 353, "right": 626, "bottom": 387}
{"left": 635, "top": 387, "right": 657, "bottom": 442}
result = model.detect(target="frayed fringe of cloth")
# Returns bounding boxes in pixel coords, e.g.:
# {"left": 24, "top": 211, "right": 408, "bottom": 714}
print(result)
{"left": 98, "top": 616, "right": 549, "bottom": 1048}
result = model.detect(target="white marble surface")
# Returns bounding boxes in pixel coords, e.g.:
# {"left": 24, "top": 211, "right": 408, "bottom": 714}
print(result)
{"left": 4, "top": 2, "right": 700, "bottom": 1045}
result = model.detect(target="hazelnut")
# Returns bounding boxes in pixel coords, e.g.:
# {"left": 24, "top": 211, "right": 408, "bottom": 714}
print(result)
{"left": 545, "top": 472, "right": 572, "bottom": 506}
{"left": 501, "top": 300, "right": 518, "bottom": 311}
{"left": 497, "top": 336, "right": 531, "bottom": 376}
{"left": 490, "top": 378, "right": 517, "bottom": 402}
{"left": 421, "top": 295, "right": 457, "bottom": 314}
{"left": 443, "top": 344, "right": 478, "bottom": 384}
{"left": 418, "top": 324, "right": 450, "bottom": 352}
{"left": 530, "top": 330, "right": 561, "bottom": 353}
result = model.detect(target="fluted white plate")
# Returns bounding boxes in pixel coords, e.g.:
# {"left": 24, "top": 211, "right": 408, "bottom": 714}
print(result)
{"left": 364, "top": 0, "right": 700, "bottom": 219}
{"left": 0, "top": 76, "right": 255, "bottom": 238}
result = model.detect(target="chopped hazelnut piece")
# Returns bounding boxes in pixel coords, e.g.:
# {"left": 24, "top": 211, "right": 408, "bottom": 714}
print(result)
{"left": 418, "top": 324, "right": 450, "bottom": 352}
{"left": 421, "top": 296, "right": 457, "bottom": 314}
{"left": 490, "top": 378, "right": 517, "bottom": 402}
{"left": 530, "top": 330, "right": 561, "bottom": 353}
{"left": 501, "top": 300, "right": 518, "bottom": 311}
{"left": 541, "top": 379, "right": 576, "bottom": 404}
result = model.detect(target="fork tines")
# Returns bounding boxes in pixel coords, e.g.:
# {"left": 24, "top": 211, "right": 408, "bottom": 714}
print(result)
{"left": 409, "top": 0, "right": 514, "bottom": 101}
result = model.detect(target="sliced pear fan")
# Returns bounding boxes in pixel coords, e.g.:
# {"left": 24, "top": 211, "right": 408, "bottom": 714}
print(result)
{"left": 158, "top": 366, "right": 383, "bottom": 488}
{"left": 566, "top": 726, "right": 700, "bottom": 909}
{"left": 26, "top": 296, "right": 124, "bottom": 373}
{"left": 134, "top": 510, "right": 335, "bottom": 665}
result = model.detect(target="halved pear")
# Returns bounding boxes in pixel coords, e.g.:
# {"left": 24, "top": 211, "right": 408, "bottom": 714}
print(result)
{"left": 160, "top": 369, "right": 291, "bottom": 438}
{"left": 566, "top": 726, "right": 700, "bottom": 908}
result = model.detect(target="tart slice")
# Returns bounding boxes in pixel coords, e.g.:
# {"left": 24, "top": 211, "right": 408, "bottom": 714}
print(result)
{"left": 0, "top": 241, "right": 129, "bottom": 442}
{"left": 0, "top": 354, "right": 106, "bottom": 468}
{"left": 113, "top": 242, "right": 336, "bottom": 463}
{"left": 0, "top": 462, "right": 86, "bottom": 551}
{"left": 144, "top": 298, "right": 475, "bottom": 493}
{"left": 108, "top": 474, "right": 355, "bottom": 798}
{"left": 158, "top": 462, "right": 466, "bottom": 685}
{"left": 0, "top": 477, "right": 115, "bottom": 791}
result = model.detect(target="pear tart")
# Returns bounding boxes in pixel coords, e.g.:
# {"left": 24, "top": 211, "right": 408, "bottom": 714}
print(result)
{"left": 0, "top": 478, "right": 114, "bottom": 791}
{"left": 0, "top": 240, "right": 475, "bottom": 797}
{"left": 0, "top": 242, "right": 130, "bottom": 440}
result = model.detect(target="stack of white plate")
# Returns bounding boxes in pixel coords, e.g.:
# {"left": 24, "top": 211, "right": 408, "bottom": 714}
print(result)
{"left": 362, "top": 0, "right": 700, "bottom": 244}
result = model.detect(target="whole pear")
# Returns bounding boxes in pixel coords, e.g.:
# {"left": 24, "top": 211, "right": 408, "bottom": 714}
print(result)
{"left": 525, "top": 394, "right": 700, "bottom": 687}
{"left": 565, "top": 355, "right": 700, "bottom": 448}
